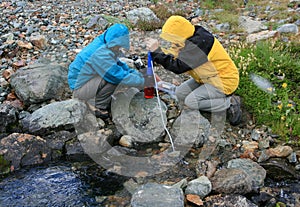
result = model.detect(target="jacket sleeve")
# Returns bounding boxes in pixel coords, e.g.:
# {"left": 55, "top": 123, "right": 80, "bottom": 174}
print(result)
{"left": 88, "top": 49, "right": 144, "bottom": 87}
{"left": 151, "top": 41, "right": 208, "bottom": 74}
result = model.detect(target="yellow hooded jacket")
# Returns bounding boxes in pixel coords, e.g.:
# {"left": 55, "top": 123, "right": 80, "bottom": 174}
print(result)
{"left": 151, "top": 16, "right": 239, "bottom": 95}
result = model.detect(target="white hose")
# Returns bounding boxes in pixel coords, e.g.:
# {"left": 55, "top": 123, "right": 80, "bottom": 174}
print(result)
{"left": 149, "top": 60, "right": 175, "bottom": 152}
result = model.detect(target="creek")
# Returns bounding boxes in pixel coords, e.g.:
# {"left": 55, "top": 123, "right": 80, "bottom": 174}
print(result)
{"left": 1, "top": 157, "right": 299, "bottom": 207}
{"left": 0, "top": 160, "right": 128, "bottom": 206}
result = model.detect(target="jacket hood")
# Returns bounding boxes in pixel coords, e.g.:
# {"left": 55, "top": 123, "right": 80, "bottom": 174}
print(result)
{"left": 160, "top": 15, "right": 195, "bottom": 43}
{"left": 104, "top": 23, "right": 130, "bottom": 49}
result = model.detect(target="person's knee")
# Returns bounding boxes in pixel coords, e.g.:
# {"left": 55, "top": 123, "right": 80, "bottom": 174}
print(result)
{"left": 184, "top": 95, "right": 200, "bottom": 110}
{"left": 175, "top": 88, "right": 187, "bottom": 102}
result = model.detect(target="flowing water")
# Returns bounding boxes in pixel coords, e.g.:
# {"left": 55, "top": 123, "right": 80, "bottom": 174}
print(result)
{"left": 1, "top": 159, "right": 299, "bottom": 207}
{"left": 0, "top": 161, "right": 128, "bottom": 207}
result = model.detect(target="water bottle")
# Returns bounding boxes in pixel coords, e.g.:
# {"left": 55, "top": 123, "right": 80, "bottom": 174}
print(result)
{"left": 156, "top": 81, "right": 176, "bottom": 95}
{"left": 144, "top": 52, "right": 155, "bottom": 99}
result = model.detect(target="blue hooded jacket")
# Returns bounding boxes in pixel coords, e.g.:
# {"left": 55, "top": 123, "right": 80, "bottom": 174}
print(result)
{"left": 68, "top": 24, "right": 144, "bottom": 90}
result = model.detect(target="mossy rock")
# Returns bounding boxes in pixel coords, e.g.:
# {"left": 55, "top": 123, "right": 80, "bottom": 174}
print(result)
{"left": 0, "top": 155, "right": 10, "bottom": 177}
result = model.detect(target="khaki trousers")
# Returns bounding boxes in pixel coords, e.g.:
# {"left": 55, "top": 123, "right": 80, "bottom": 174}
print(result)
{"left": 73, "top": 76, "right": 117, "bottom": 110}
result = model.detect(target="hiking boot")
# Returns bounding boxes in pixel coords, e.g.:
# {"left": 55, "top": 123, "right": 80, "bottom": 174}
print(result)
{"left": 85, "top": 102, "right": 110, "bottom": 120}
{"left": 227, "top": 95, "right": 242, "bottom": 126}
{"left": 94, "top": 109, "right": 110, "bottom": 120}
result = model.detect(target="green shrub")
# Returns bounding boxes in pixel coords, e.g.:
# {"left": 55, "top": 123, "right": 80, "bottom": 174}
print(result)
{"left": 102, "top": 15, "right": 133, "bottom": 29}
{"left": 136, "top": 19, "right": 164, "bottom": 31}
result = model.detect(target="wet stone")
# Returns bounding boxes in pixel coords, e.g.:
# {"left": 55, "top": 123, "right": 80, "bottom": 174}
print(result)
{"left": 211, "top": 168, "right": 253, "bottom": 195}
{"left": 131, "top": 183, "right": 184, "bottom": 207}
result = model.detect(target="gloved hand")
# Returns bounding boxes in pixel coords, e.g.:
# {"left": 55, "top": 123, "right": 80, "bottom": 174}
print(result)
{"left": 146, "top": 38, "right": 159, "bottom": 52}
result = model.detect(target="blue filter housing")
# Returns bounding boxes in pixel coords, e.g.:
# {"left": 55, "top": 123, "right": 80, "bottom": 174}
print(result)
{"left": 147, "top": 51, "right": 153, "bottom": 76}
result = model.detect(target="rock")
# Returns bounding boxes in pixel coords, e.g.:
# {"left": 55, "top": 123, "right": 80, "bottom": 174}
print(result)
{"left": 88, "top": 15, "right": 109, "bottom": 30}
{"left": 0, "top": 103, "right": 18, "bottom": 133}
{"left": 185, "top": 176, "right": 212, "bottom": 199}
{"left": 239, "top": 16, "right": 267, "bottom": 34}
{"left": 186, "top": 194, "right": 203, "bottom": 206}
{"left": 10, "top": 61, "right": 68, "bottom": 105}
{"left": 0, "top": 78, "right": 9, "bottom": 88}
{"left": 111, "top": 89, "right": 167, "bottom": 143}
{"left": 246, "top": 30, "right": 278, "bottom": 43}
{"left": 196, "top": 159, "right": 219, "bottom": 179}
{"left": 211, "top": 168, "right": 253, "bottom": 194}
{"left": 45, "top": 131, "right": 75, "bottom": 159}
{"left": 0, "top": 133, "right": 50, "bottom": 170}
{"left": 288, "top": 152, "right": 298, "bottom": 163}
{"left": 77, "top": 129, "right": 114, "bottom": 156}
{"left": 267, "top": 145, "right": 293, "bottom": 157}
{"left": 260, "top": 158, "right": 300, "bottom": 180}
{"left": 172, "top": 178, "right": 188, "bottom": 189}
{"left": 227, "top": 158, "right": 266, "bottom": 190}
{"left": 21, "top": 99, "right": 87, "bottom": 134}
{"left": 86, "top": 15, "right": 100, "bottom": 29}
{"left": 204, "top": 194, "right": 258, "bottom": 207}
{"left": 2, "top": 68, "right": 15, "bottom": 80}
{"left": 242, "top": 140, "right": 259, "bottom": 152}
{"left": 29, "top": 34, "right": 48, "bottom": 49}
{"left": 215, "top": 23, "right": 231, "bottom": 31}
{"left": 123, "top": 178, "right": 140, "bottom": 194}
{"left": 12, "top": 60, "right": 27, "bottom": 69}
{"left": 171, "top": 109, "right": 210, "bottom": 147}
{"left": 65, "top": 139, "right": 85, "bottom": 158}
{"left": 251, "top": 129, "right": 261, "bottom": 141}
{"left": 119, "top": 135, "right": 134, "bottom": 148}
{"left": 277, "top": 24, "right": 299, "bottom": 33}
{"left": 16, "top": 40, "right": 33, "bottom": 49}
{"left": 125, "top": 7, "right": 159, "bottom": 25}
{"left": 131, "top": 183, "right": 184, "bottom": 207}
{"left": 250, "top": 192, "right": 274, "bottom": 207}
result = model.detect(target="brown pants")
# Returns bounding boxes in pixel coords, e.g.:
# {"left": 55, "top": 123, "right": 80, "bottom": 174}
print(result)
{"left": 73, "top": 76, "right": 117, "bottom": 110}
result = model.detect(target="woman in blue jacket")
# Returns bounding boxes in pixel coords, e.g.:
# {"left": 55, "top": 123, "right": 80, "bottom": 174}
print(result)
{"left": 68, "top": 24, "right": 144, "bottom": 118}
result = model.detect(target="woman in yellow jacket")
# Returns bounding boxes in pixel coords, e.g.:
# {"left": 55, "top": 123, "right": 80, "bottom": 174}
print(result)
{"left": 147, "top": 15, "right": 242, "bottom": 125}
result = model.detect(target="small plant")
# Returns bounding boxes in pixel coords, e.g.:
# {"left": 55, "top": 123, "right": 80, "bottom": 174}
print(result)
{"left": 136, "top": 19, "right": 164, "bottom": 31}
{"left": 150, "top": 0, "right": 159, "bottom": 4}
{"left": 102, "top": 15, "right": 133, "bottom": 29}
{"left": 200, "top": 0, "right": 241, "bottom": 10}
{"left": 150, "top": 3, "right": 189, "bottom": 21}
{"left": 0, "top": 155, "right": 10, "bottom": 177}
{"left": 151, "top": 4, "right": 173, "bottom": 20}
{"left": 201, "top": 0, "right": 216, "bottom": 9}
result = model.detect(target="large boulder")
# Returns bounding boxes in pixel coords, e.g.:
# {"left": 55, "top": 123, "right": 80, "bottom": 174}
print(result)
{"left": 0, "top": 133, "right": 51, "bottom": 171}
{"left": 111, "top": 88, "right": 167, "bottom": 143}
{"left": 131, "top": 183, "right": 184, "bottom": 207}
{"left": 125, "top": 7, "right": 159, "bottom": 25}
{"left": 227, "top": 158, "right": 266, "bottom": 191}
{"left": 21, "top": 99, "right": 87, "bottom": 134}
{"left": 10, "top": 60, "right": 68, "bottom": 105}
{"left": 239, "top": 16, "right": 267, "bottom": 34}
{"left": 171, "top": 109, "right": 210, "bottom": 147}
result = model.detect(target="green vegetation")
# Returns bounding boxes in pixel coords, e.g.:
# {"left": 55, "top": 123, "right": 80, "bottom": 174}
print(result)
{"left": 102, "top": 15, "right": 134, "bottom": 29}
{"left": 136, "top": 19, "right": 163, "bottom": 31}
{"left": 228, "top": 40, "right": 300, "bottom": 143}
{"left": 0, "top": 155, "right": 10, "bottom": 177}
{"left": 210, "top": 10, "right": 241, "bottom": 33}
{"left": 150, "top": 0, "right": 159, "bottom": 4}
